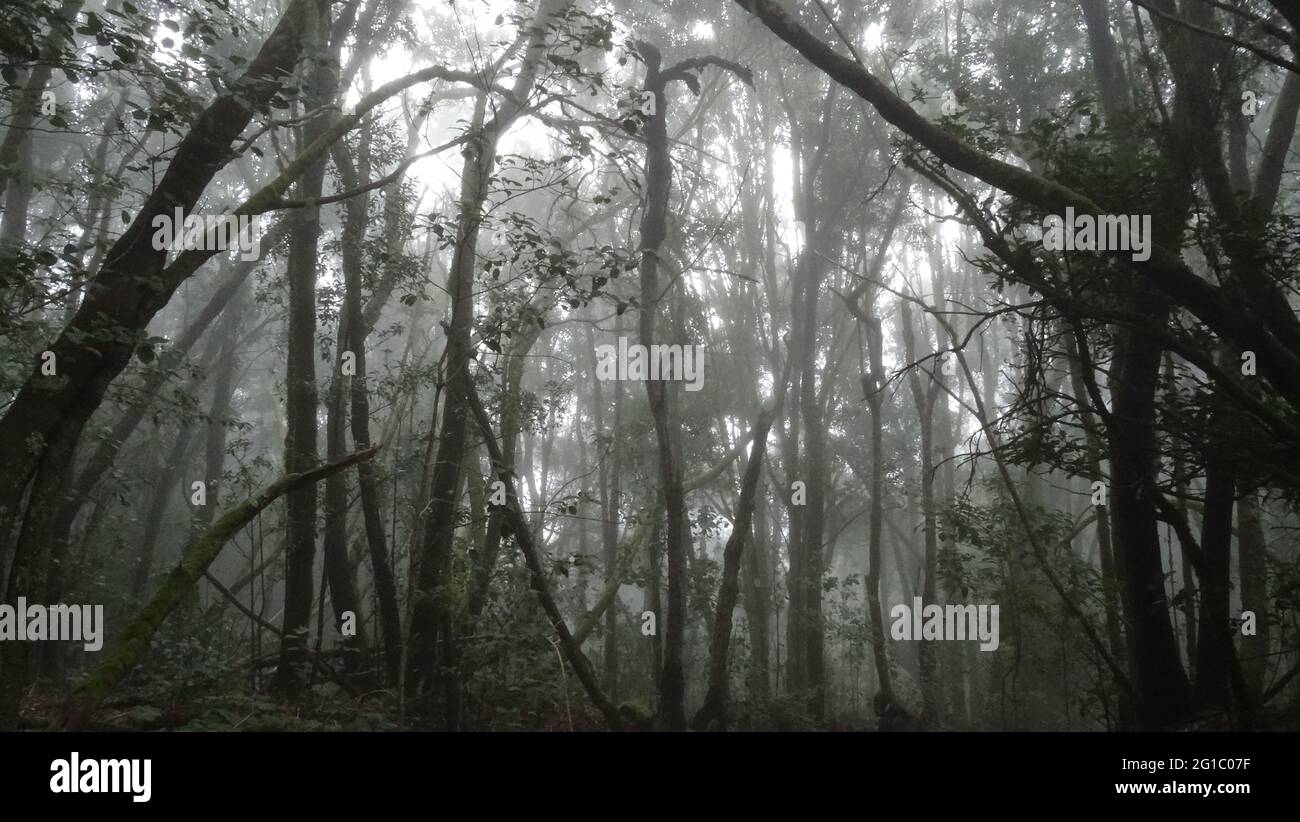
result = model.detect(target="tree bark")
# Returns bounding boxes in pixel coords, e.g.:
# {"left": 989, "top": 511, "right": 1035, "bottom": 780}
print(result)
{"left": 274, "top": 1, "right": 338, "bottom": 693}
{"left": 634, "top": 41, "right": 691, "bottom": 730}
{"left": 0, "top": 0, "right": 316, "bottom": 544}
{"left": 1109, "top": 315, "right": 1192, "bottom": 728}
{"left": 692, "top": 403, "right": 776, "bottom": 729}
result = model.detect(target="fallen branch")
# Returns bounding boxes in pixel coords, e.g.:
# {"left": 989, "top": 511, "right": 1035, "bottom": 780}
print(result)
{"left": 53, "top": 447, "right": 380, "bottom": 731}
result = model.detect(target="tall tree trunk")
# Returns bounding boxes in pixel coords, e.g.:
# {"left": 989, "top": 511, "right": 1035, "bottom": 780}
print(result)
{"left": 0, "top": 423, "right": 80, "bottom": 728}
{"left": 0, "top": 0, "right": 85, "bottom": 252}
{"left": 794, "top": 254, "right": 829, "bottom": 723}
{"left": 274, "top": 2, "right": 337, "bottom": 693}
{"left": 863, "top": 308, "right": 893, "bottom": 704}
{"left": 195, "top": 282, "right": 248, "bottom": 534}
{"left": 634, "top": 42, "right": 691, "bottom": 730}
{"left": 589, "top": 319, "right": 622, "bottom": 700}
{"left": 406, "top": 0, "right": 568, "bottom": 721}
{"left": 320, "top": 138, "right": 373, "bottom": 677}
{"left": 742, "top": 475, "right": 772, "bottom": 701}
{"left": 1237, "top": 491, "right": 1270, "bottom": 702}
{"left": 1193, "top": 407, "right": 1236, "bottom": 709}
{"left": 1109, "top": 314, "right": 1191, "bottom": 728}
{"left": 1066, "top": 331, "right": 1128, "bottom": 682}
{"left": 899, "top": 299, "right": 942, "bottom": 725}
{"left": 343, "top": 110, "right": 428, "bottom": 688}
{"left": 348, "top": 250, "right": 403, "bottom": 690}
{"left": 648, "top": 519, "right": 664, "bottom": 690}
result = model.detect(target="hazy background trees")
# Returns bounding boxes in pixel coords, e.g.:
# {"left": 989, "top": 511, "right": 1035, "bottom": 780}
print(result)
{"left": 1, "top": 0, "right": 1298, "bottom": 731}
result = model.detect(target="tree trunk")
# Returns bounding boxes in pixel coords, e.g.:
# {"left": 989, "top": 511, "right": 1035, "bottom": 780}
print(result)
{"left": 1065, "top": 332, "right": 1127, "bottom": 671}
{"left": 693, "top": 404, "right": 777, "bottom": 729}
{"left": 899, "top": 298, "right": 942, "bottom": 725}
{"left": 274, "top": 2, "right": 337, "bottom": 693}
{"left": 130, "top": 422, "right": 200, "bottom": 599}
{"left": 462, "top": 374, "right": 625, "bottom": 730}
{"left": 406, "top": 0, "right": 568, "bottom": 721}
{"left": 0, "top": 0, "right": 85, "bottom": 251}
{"left": 742, "top": 475, "right": 772, "bottom": 701}
{"left": 635, "top": 42, "right": 690, "bottom": 730}
{"left": 589, "top": 319, "right": 622, "bottom": 700}
{"left": 0, "top": 0, "right": 315, "bottom": 550}
{"left": 1110, "top": 318, "right": 1191, "bottom": 728}
{"left": 1193, "top": 413, "right": 1235, "bottom": 709}
{"left": 320, "top": 141, "right": 372, "bottom": 677}
{"left": 1237, "top": 491, "right": 1270, "bottom": 702}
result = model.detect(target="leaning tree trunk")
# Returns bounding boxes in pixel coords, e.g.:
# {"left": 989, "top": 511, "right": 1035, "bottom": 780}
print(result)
{"left": 461, "top": 374, "right": 625, "bottom": 730}
{"left": 692, "top": 403, "right": 777, "bottom": 729}
{"left": 0, "top": 0, "right": 315, "bottom": 579}
{"left": 54, "top": 448, "right": 380, "bottom": 731}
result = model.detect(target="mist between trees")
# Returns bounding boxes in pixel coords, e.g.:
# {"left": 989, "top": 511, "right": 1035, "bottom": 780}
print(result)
{"left": 0, "top": 0, "right": 1298, "bottom": 732}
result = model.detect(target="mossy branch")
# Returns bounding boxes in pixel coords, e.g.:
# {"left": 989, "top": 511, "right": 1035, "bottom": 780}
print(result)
{"left": 53, "top": 446, "right": 380, "bottom": 730}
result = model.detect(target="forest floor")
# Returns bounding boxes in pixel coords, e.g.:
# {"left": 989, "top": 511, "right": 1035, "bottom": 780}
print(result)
{"left": 17, "top": 687, "right": 1300, "bottom": 731}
